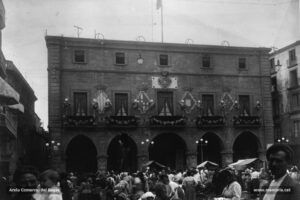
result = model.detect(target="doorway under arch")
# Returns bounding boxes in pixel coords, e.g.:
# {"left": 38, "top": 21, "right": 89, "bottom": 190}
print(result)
{"left": 66, "top": 135, "right": 97, "bottom": 173}
{"left": 107, "top": 134, "right": 137, "bottom": 173}
{"left": 149, "top": 133, "right": 186, "bottom": 170}
{"left": 197, "top": 132, "right": 223, "bottom": 166}
{"left": 233, "top": 131, "right": 260, "bottom": 161}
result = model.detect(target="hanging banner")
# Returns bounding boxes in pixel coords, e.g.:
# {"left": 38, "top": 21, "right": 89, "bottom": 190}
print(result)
{"left": 152, "top": 76, "right": 178, "bottom": 89}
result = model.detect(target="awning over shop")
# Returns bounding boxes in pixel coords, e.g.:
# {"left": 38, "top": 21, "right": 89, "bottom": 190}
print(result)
{"left": 0, "top": 76, "right": 19, "bottom": 105}
{"left": 8, "top": 103, "right": 24, "bottom": 113}
{"left": 229, "top": 158, "right": 262, "bottom": 170}
{"left": 197, "top": 161, "right": 219, "bottom": 170}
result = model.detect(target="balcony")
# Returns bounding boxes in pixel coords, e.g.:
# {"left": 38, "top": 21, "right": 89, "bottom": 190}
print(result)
{"left": 105, "top": 116, "right": 139, "bottom": 128}
{"left": 149, "top": 115, "right": 186, "bottom": 128}
{"left": 233, "top": 116, "right": 261, "bottom": 128}
{"left": 63, "top": 116, "right": 96, "bottom": 127}
{"left": 196, "top": 116, "right": 225, "bottom": 128}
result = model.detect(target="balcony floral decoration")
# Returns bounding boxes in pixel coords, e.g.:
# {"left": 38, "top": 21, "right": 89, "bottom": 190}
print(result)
{"left": 149, "top": 116, "right": 186, "bottom": 126}
{"left": 233, "top": 116, "right": 261, "bottom": 127}
{"left": 64, "top": 116, "right": 96, "bottom": 126}
{"left": 92, "top": 90, "right": 112, "bottom": 114}
{"left": 132, "top": 91, "right": 155, "bottom": 114}
{"left": 179, "top": 90, "right": 198, "bottom": 114}
{"left": 196, "top": 116, "right": 225, "bottom": 128}
{"left": 105, "top": 116, "right": 139, "bottom": 127}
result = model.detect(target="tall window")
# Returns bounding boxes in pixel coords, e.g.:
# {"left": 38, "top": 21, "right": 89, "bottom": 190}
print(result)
{"left": 271, "top": 77, "right": 277, "bottom": 92}
{"left": 202, "top": 55, "right": 211, "bottom": 68}
{"left": 292, "top": 93, "right": 300, "bottom": 107}
{"left": 238, "top": 58, "right": 246, "bottom": 69}
{"left": 115, "top": 52, "right": 125, "bottom": 65}
{"left": 289, "top": 69, "right": 298, "bottom": 87}
{"left": 272, "top": 98, "right": 280, "bottom": 117}
{"left": 289, "top": 49, "right": 296, "bottom": 62}
{"left": 239, "top": 95, "right": 250, "bottom": 116}
{"left": 115, "top": 93, "right": 128, "bottom": 116}
{"left": 74, "top": 50, "right": 86, "bottom": 63}
{"left": 159, "top": 54, "right": 169, "bottom": 66}
{"left": 157, "top": 91, "right": 173, "bottom": 116}
{"left": 270, "top": 58, "right": 275, "bottom": 69}
{"left": 294, "top": 121, "right": 300, "bottom": 138}
{"left": 74, "top": 92, "right": 87, "bottom": 116}
{"left": 202, "top": 94, "right": 214, "bottom": 116}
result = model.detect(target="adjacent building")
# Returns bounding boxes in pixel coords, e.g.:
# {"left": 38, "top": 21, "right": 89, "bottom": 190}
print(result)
{"left": 270, "top": 41, "right": 300, "bottom": 167}
{"left": 0, "top": 0, "right": 20, "bottom": 177}
{"left": 46, "top": 36, "right": 273, "bottom": 173}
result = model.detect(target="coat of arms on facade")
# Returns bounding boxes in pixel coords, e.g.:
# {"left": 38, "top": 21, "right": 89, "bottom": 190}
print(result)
{"left": 152, "top": 71, "right": 178, "bottom": 89}
{"left": 220, "top": 92, "right": 234, "bottom": 112}
{"left": 179, "top": 91, "right": 198, "bottom": 113}
{"left": 92, "top": 90, "right": 112, "bottom": 114}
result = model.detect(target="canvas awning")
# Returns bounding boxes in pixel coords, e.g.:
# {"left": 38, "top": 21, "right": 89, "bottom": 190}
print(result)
{"left": 8, "top": 103, "right": 24, "bottom": 113}
{"left": 0, "top": 76, "right": 19, "bottom": 105}
{"left": 229, "top": 158, "right": 261, "bottom": 170}
{"left": 197, "top": 161, "right": 219, "bottom": 169}
{"left": 143, "top": 160, "right": 166, "bottom": 169}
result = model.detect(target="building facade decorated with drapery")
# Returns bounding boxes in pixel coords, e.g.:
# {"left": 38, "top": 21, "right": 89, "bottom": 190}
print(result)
{"left": 46, "top": 36, "right": 273, "bottom": 173}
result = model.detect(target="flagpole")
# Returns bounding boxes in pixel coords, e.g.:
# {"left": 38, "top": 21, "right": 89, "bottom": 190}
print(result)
{"left": 161, "top": 0, "right": 164, "bottom": 43}
{"left": 151, "top": 0, "right": 154, "bottom": 42}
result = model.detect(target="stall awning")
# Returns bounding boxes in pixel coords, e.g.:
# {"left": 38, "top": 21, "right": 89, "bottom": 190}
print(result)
{"left": 8, "top": 103, "right": 24, "bottom": 113}
{"left": 0, "top": 76, "right": 19, "bottom": 105}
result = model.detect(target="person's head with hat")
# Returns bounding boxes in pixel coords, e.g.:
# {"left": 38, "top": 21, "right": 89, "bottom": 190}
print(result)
{"left": 266, "top": 143, "right": 294, "bottom": 180}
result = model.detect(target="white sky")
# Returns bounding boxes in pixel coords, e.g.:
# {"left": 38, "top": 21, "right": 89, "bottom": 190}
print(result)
{"left": 1, "top": 0, "right": 299, "bottom": 129}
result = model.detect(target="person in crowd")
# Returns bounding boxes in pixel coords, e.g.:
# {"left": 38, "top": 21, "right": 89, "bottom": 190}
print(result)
{"left": 60, "top": 172, "right": 72, "bottom": 200}
{"left": 78, "top": 176, "right": 94, "bottom": 200}
{"left": 11, "top": 165, "right": 39, "bottom": 200}
{"left": 263, "top": 143, "right": 300, "bottom": 200}
{"left": 249, "top": 168, "right": 260, "bottom": 199}
{"left": 182, "top": 170, "right": 196, "bottom": 200}
{"left": 153, "top": 182, "right": 169, "bottom": 200}
{"left": 289, "top": 166, "right": 300, "bottom": 182}
{"left": 158, "top": 174, "right": 173, "bottom": 198}
{"left": 220, "top": 169, "right": 242, "bottom": 200}
{"left": 34, "top": 169, "right": 63, "bottom": 200}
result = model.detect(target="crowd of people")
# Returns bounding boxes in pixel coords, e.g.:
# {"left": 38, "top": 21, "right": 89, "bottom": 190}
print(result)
{"left": 0, "top": 143, "right": 300, "bottom": 200}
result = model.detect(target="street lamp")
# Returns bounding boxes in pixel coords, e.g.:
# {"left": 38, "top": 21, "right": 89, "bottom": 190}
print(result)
{"left": 196, "top": 138, "right": 208, "bottom": 163}
{"left": 141, "top": 138, "right": 154, "bottom": 145}
{"left": 277, "top": 137, "right": 289, "bottom": 143}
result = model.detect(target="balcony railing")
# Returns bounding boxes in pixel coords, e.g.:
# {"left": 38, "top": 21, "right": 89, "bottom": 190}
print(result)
{"left": 233, "top": 116, "right": 261, "bottom": 127}
{"left": 196, "top": 116, "right": 225, "bottom": 128}
{"left": 105, "top": 116, "right": 139, "bottom": 128}
{"left": 149, "top": 115, "right": 186, "bottom": 128}
{"left": 63, "top": 116, "right": 96, "bottom": 127}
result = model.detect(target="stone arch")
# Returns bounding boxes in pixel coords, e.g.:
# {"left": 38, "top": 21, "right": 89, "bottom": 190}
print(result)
{"left": 65, "top": 135, "right": 98, "bottom": 173}
{"left": 197, "top": 132, "right": 224, "bottom": 166}
{"left": 107, "top": 133, "right": 137, "bottom": 173}
{"left": 233, "top": 131, "right": 262, "bottom": 161}
{"left": 149, "top": 132, "right": 187, "bottom": 170}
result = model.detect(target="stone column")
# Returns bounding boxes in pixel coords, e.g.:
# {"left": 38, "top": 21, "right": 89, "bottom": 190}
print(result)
{"left": 186, "top": 151, "right": 197, "bottom": 168}
{"left": 221, "top": 150, "right": 233, "bottom": 167}
{"left": 97, "top": 155, "right": 108, "bottom": 173}
{"left": 137, "top": 154, "right": 149, "bottom": 170}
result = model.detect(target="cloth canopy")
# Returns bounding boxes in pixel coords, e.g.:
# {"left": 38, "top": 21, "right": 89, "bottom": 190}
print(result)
{"left": 229, "top": 158, "right": 262, "bottom": 170}
{"left": 0, "top": 76, "right": 19, "bottom": 105}
{"left": 197, "top": 161, "right": 219, "bottom": 169}
{"left": 143, "top": 160, "right": 166, "bottom": 169}
{"left": 8, "top": 103, "right": 24, "bottom": 113}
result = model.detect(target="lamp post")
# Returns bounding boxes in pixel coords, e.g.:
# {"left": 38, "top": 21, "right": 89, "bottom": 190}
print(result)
{"left": 276, "top": 137, "right": 289, "bottom": 144}
{"left": 196, "top": 138, "right": 208, "bottom": 163}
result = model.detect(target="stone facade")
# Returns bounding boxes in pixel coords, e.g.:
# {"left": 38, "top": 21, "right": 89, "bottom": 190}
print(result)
{"left": 46, "top": 36, "right": 273, "bottom": 172}
{"left": 270, "top": 41, "right": 300, "bottom": 167}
